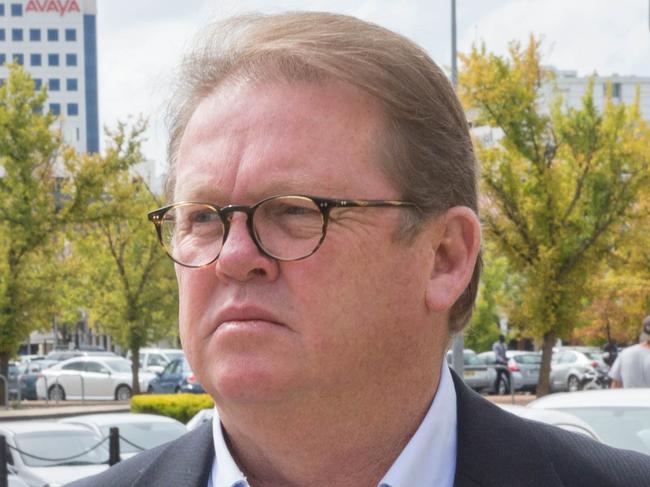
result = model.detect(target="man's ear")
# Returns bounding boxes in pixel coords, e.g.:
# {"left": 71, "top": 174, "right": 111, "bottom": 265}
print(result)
{"left": 425, "top": 206, "right": 481, "bottom": 313}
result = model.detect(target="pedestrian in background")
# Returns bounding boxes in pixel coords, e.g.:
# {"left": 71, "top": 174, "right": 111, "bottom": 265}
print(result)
{"left": 609, "top": 315, "right": 650, "bottom": 388}
{"left": 492, "top": 334, "right": 509, "bottom": 393}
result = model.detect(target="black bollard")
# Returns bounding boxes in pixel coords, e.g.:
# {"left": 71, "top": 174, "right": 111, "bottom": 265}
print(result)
{"left": 108, "top": 427, "right": 121, "bottom": 466}
{"left": 0, "top": 435, "right": 7, "bottom": 487}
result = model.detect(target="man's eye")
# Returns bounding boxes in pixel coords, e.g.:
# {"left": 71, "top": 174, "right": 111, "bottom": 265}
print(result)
{"left": 190, "top": 211, "right": 219, "bottom": 223}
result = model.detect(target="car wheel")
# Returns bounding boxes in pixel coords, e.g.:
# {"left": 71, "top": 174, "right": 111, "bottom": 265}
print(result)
{"left": 567, "top": 375, "right": 579, "bottom": 392}
{"left": 48, "top": 384, "right": 65, "bottom": 401}
{"left": 115, "top": 385, "right": 132, "bottom": 401}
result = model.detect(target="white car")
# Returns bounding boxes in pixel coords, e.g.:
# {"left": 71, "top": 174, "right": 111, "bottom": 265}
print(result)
{"left": 186, "top": 408, "right": 215, "bottom": 431}
{"left": 35, "top": 356, "right": 155, "bottom": 401}
{"left": 60, "top": 413, "right": 187, "bottom": 459}
{"left": 498, "top": 404, "right": 601, "bottom": 441}
{"left": 131, "top": 348, "right": 185, "bottom": 374}
{"left": 0, "top": 421, "right": 108, "bottom": 486}
{"left": 529, "top": 388, "right": 650, "bottom": 455}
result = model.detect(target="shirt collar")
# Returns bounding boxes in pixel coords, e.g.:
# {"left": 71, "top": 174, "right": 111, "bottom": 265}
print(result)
{"left": 209, "top": 361, "right": 457, "bottom": 487}
{"left": 378, "top": 361, "right": 458, "bottom": 487}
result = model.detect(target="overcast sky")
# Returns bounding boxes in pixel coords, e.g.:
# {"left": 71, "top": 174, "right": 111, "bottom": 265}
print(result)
{"left": 95, "top": 0, "right": 650, "bottom": 169}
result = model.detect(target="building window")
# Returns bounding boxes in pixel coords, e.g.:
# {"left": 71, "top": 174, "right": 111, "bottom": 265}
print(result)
{"left": 29, "top": 29, "right": 40, "bottom": 41}
{"left": 11, "top": 28, "right": 22, "bottom": 41}
{"left": 65, "top": 53, "right": 77, "bottom": 66}
{"left": 30, "top": 53, "right": 41, "bottom": 66}
{"left": 0, "top": 5, "right": 4, "bottom": 16}
{"left": 10, "top": 3, "right": 21, "bottom": 16}
{"left": 48, "top": 53, "right": 59, "bottom": 66}
{"left": 49, "top": 103, "right": 61, "bottom": 115}
{"left": 612, "top": 82, "right": 622, "bottom": 99}
{"left": 47, "top": 29, "right": 58, "bottom": 41}
{"left": 65, "top": 29, "right": 76, "bottom": 42}
{"left": 48, "top": 78, "right": 60, "bottom": 91}
{"left": 67, "top": 103, "right": 79, "bottom": 116}
{"left": 66, "top": 78, "right": 78, "bottom": 91}
{"left": 34, "top": 78, "right": 42, "bottom": 90}
{"left": 0, "top": 54, "right": 6, "bottom": 65}
{"left": 12, "top": 53, "right": 23, "bottom": 65}
{"left": 0, "top": 29, "right": 5, "bottom": 41}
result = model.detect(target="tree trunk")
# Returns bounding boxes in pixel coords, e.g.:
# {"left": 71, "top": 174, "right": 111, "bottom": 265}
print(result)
{"left": 130, "top": 344, "right": 141, "bottom": 395}
{"left": 0, "top": 351, "right": 10, "bottom": 406}
{"left": 537, "top": 331, "right": 556, "bottom": 396}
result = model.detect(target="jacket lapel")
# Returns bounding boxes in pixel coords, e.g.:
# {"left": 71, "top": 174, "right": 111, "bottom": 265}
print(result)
{"left": 451, "top": 371, "right": 564, "bottom": 487}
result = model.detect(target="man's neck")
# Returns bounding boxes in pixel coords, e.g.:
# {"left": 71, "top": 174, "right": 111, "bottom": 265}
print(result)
{"left": 217, "top": 361, "right": 442, "bottom": 487}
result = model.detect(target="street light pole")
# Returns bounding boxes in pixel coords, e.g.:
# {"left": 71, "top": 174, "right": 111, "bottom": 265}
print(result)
{"left": 450, "top": 0, "right": 465, "bottom": 379}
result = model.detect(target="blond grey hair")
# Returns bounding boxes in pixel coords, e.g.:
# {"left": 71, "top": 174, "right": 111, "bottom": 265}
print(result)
{"left": 165, "top": 11, "right": 481, "bottom": 334}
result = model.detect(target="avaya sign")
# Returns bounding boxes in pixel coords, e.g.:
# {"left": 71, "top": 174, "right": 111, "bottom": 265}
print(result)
{"left": 25, "top": 0, "right": 81, "bottom": 16}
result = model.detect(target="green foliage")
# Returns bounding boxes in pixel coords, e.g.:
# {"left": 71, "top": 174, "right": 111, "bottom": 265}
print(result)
{"left": 459, "top": 37, "right": 650, "bottom": 394}
{"left": 131, "top": 394, "right": 214, "bottom": 423}
{"left": 65, "top": 119, "right": 178, "bottom": 393}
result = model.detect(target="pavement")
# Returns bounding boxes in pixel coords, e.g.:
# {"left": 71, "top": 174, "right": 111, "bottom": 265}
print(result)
{"left": 0, "top": 394, "right": 536, "bottom": 421}
{"left": 0, "top": 400, "right": 130, "bottom": 421}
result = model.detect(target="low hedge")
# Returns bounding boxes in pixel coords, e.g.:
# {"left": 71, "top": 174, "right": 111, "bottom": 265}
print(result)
{"left": 131, "top": 393, "right": 214, "bottom": 424}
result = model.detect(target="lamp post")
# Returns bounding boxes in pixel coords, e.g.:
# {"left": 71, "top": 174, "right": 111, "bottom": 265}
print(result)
{"left": 450, "top": 0, "right": 465, "bottom": 379}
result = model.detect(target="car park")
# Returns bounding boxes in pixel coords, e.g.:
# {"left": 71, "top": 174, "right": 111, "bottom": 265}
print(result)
{"left": 147, "top": 357, "right": 204, "bottom": 394}
{"left": 35, "top": 356, "right": 155, "bottom": 401}
{"left": 0, "top": 421, "right": 108, "bottom": 486}
{"left": 186, "top": 408, "right": 215, "bottom": 431}
{"left": 130, "top": 348, "right": 185, "bottom": 374}
{"left": 529, "top": 388, "right": 650, "bottom": 455}
{"left": 60, "top": 413, "right": 187, "bottom": 459}
{"left": 549, "top": 347, "right": 605, "bottom": 392}
{"left": 446, "top": 349, "right": 497, "bottom": 393}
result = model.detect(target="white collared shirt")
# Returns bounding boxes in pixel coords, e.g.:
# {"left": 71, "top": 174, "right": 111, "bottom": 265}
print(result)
{"left": 207, "top": 362, "right": 457, "bottom": 487}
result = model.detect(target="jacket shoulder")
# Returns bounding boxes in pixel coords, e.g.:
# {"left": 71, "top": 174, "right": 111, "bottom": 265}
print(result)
{"left": 65, "top": 422, "right": 214, "bottom": 487}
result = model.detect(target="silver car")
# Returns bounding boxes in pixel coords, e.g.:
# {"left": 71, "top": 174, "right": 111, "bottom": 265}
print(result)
{"left": 60, "top": 413, "right": 187, "bottom": 459}
{"left": 35, "top": 356, "right": 155, "bottom": 401}
{"left": 477, "top": 350, "right": 541, "bottom": 393}
{"left": 447, "top": 349, "right": 497, "bottom": 393}
{"left": 0, "top": 421, "right": 108, "bottom": 486}
{"left": 498, "top": 404, "right": 601, "bottom": 441}
{"left": 549, "top": 348, "right": 603, "bottom": 392}
{"left": 529, "top": 388, "right": 650, "bottom": 456}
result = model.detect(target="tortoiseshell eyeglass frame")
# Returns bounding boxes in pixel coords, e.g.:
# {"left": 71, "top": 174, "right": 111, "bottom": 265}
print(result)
{"left": 147, "top": 194, "right": 421, "bottom": 268}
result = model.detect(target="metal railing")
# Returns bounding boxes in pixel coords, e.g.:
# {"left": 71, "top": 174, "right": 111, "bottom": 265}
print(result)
{"left": 0, "top": 426, "right": 147, "bottom": 486}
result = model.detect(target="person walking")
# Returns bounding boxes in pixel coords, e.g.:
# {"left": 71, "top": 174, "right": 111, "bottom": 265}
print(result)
{"left": 492, "top": 334, "right": 509, "bottom": 394}
{"left": 609, "top": 315, "right": 650, "bottom": 388}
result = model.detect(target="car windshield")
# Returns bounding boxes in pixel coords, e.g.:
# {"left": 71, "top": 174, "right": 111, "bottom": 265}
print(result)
{"left": 14, "top": 430, "right": 108, "bottom": 467}
{"left": 554, "top": 407, "right": 650, "bottom": 455}
{"left": 105, "top": 359, "right": 132, "bottom": 374}
{"left": 99, "top": 422, "right": 186, "bottom": 453}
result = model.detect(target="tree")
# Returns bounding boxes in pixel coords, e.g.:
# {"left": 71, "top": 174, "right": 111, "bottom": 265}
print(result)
{"left": 70, "top": 120, "right": 178, "bottom": 395}
{"left": 0, "top": 64, "right": 108, "bottom": 402}
{"left": 458, "top": 38, "right": 650, "bottom": 395}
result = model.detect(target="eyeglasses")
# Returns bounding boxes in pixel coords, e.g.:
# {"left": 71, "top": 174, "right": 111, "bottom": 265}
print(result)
{"left": 148, "top": 194, "right": 419, "bottom": 268}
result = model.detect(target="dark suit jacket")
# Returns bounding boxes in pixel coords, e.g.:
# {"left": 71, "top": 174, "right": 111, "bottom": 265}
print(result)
{"left": 66, "top": 372, "right": 650, "bottom": 486}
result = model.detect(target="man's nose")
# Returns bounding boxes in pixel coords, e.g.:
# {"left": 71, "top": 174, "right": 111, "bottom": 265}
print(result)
{"left": 213, "top": 213, "right": 279, "bottom": 282}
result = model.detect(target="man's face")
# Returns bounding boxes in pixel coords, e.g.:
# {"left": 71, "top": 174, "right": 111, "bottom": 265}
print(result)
{"left": 175, "top": 79, "right": 442, "bottom": 408}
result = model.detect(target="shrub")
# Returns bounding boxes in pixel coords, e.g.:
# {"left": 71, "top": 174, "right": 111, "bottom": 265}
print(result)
{"left": 131, "top": 394, "right": 214, "bottom": 423}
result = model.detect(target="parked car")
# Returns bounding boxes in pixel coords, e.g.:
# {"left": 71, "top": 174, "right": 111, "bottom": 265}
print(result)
{"left": 477, "top": 350, "right": 541, "bottom": 393}
{"left": 129, "top": 348, "right": 185, "bottom": 374}
{"left": 46, "top": 348, "right": 117, "bottom": 361}
{"left": 60, "top": 413, "right": 187, "bottom": 459}
{"left": 0, "top": 421, "right": 108, "bottom": 486}
{"left": 446, "top": 349, "right": 496, "bottom": 393}
{"left": 17, "top": 359, "right": 58, "bottom": 400}
{"left": 35, "top": 356, "right": 155, "bottom": 401}
{"left": 147, "top": 357, "right": 204, "bottom": 394}
{"left": 549, "top": 348, "right": 605, "bottom": 392}
{"left": 498, "top": 404, "right": 601, "bottom": 441}
{"left": 529, "top": 388, "right": 650, "bottom": 455}
{"left": 186, "top": 408, "right": 215, "bottom": 431}
{"left": 7, "top": 362, "right": 20, "bottom": 400}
